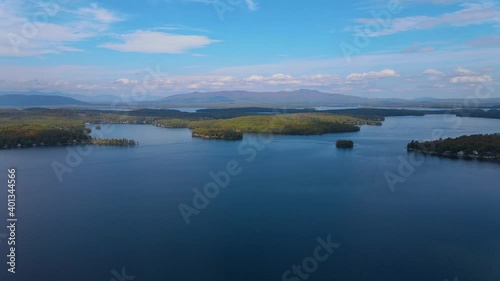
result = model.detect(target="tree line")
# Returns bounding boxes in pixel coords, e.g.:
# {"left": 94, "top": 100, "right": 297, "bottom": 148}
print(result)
{"left": 407, "top": 133, "right": 500, "bottom": 160}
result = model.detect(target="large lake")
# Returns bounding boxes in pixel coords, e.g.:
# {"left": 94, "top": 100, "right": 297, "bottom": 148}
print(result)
{"left": 1, "top": 115, "right": 499, "bottom": 281}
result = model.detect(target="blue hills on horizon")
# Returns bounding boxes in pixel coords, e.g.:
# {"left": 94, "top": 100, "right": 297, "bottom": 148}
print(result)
{"left": 1, "top": 90, "right": 499, "bottom": 107}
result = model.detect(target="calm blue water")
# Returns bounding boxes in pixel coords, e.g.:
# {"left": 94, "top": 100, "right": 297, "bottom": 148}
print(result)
{"left": 0, "top": 115, "right": 499, "bottom": 281}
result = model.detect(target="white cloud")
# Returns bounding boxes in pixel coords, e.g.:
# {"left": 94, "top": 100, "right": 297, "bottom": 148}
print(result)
{"left": 346, "top": 69, "right": 400, "bottom": 80}
{"left": 246, "top": 75, "right": 264, "bottom": 82}
{"left": 219, "top": 76, "right": 234, "bottom": 82}
{"left": 454, "top": 66, "right": 477, "bottom": 75}
{"left": 421, "top": 67, "right": 493, "bottom": 84}
{"left": 76, "top": 83, "right": 105, "bottom": 90}
{"left": 75, "top": 3, "right": 124, "bottom": 23}
{"left": 115, "top": 78, "right": 138, "bottom": 85}
{"left": 271, "top": 73, "right": 293, "bottom": 80}
{"left": 423, "top": 69, "right": 444, "bottom": 75}
{"left": 266, "top": 73, "right": 300, "bottom": 85}
{"left": 308, "top": 74, "right": 336, "bottom": 80}
{"left": 450, "top": 75, "right": 492, "bottom": 83}
{"left": 300, "top": 74, "right": 342, "bottom": 86}
{"left": 100, "top": 30, "right": 219, "bottom": 53}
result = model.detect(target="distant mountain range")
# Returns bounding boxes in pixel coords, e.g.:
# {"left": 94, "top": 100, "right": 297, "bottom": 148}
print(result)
{"left": 158, "top": 89, "right": 500, "bottom": 107}
{"left": 1, "top": 90, "right": 499, "bottom": 108}
{"left": 0, "top": 94, "right": 89, "bottom": 106}
{"left": 158, "top": 89, "right": 374, "bottom": 106}
{"left": 0, "top": 91, "right": 162, "bottom": 104}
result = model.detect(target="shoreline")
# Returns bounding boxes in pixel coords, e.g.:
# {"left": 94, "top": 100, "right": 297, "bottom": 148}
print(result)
{"left": 1, "top": 139, "right": 139, "bottom": 150}
{"left": 408, "top": 149, "right": 500, "bottom": 163}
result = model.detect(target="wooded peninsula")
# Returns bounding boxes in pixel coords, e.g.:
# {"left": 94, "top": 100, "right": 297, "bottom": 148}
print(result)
{"left": 407, "top": 134, "right": 500, "bottom": 161}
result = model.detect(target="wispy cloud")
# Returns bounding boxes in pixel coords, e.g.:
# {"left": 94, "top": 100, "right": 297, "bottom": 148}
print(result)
{"left": 0, "top": 0, "right": 121, "bottom": 56}
{"left": 100, "top": 30, "right": 219, "bottom": 53}
{"left": 450, "top": 75, "right": 492, "bottom": 83}
{"left": 467, "top": 35, "right": 500, "bottom": 47}
{"left": 401, "top": 42, "right": 435, "bottom": 53}
{"left": 74, "top": 3, "right": 125, "bottom": 23}
{"left": 423, "top": 69, "right": 445, "bottom": 75}
{"left": 245, "top": 0, "right": 258, "bottom": 11}
{"left": 181, "top": 0, "right": 258, "bottom": 11}
{"left": 352, "top": 2, "right": 500, "bottom": 37}
{"left": 454, "top": 66, "right": 478, "bottom": 75}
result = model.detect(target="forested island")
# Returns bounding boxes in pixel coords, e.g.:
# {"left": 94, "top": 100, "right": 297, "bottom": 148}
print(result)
{"left": 336, "top": 140, "right": 354, "bottom": 148}
{"left": 192, "top": 128, "right": 243, "bottom": 140}
{"left": 91, "top": 138, "right": 138, "bottom": 146}
{"left": 186, "top": 114, "right": 376, "bottom": 140}
{"left": 407, "top": 134, "right": 500, "bottom": 161}
{"left": 156, "top": 113, "right": 378, "bottom": 139}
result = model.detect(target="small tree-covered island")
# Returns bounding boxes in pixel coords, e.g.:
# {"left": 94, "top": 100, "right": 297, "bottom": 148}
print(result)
{"left": 336, "top": 140, "right": 354, "bottom": 148}
{"left": 407, "top": 134, "right": 500, "bottom": 161}
{"left": 192, "top": 128, "right": 243, "bottom": 140}
{"left": 91, "top": 138, "right": 139, "bottom": 146}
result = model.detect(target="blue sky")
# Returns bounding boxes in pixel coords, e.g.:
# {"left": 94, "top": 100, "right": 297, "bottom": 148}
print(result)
{"left": 0, "top": 0, "right": 499, "bottom": 98}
